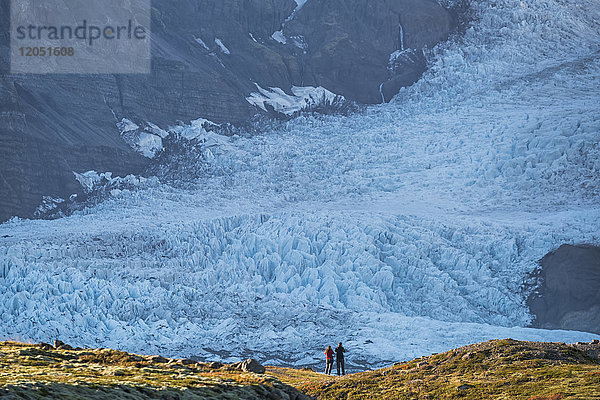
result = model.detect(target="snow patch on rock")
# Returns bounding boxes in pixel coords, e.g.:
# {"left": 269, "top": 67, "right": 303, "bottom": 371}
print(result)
{"left": 117, "top": 118, "right": 163, "bottom": 159}
{"left": 246, "top": 84, "right": 344, "bottom": 116}
{"left": 73, "top": 171, "right": 158, "bottom": 196}
{"left": 33, "top": 197, "right": 65, "bottom": 218}
{"left": 146, "top": 122, "right": 169, "bottom": 139}
{"left": 270, "top": 0, "right": 309, "bottom": 45}
{"left": 194, "top": 37, "right": 210, "bottom": 50}
{"left": 170, "top": 118, "right": 221, "bottom": 141}
{"left": 73, "top": 171, "right": 112, "bottom": 193}
{"left": 214, "top": 38, "right": 231, "bottom": 55}
{"left": 271, "top": 30, "right": 287, "bottom": 44}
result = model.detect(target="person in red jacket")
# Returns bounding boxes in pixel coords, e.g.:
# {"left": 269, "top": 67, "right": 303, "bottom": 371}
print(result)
{"left": 324, "top": 345, "right": 334, "bottom": 375}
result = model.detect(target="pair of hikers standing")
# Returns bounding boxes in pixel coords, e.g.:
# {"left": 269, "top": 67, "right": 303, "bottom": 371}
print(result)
{"left": 325, "top": 342, "right": 346, "bottom": 375}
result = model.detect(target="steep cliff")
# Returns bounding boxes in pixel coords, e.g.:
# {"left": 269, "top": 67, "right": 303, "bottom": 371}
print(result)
{"left": 528, "top": 244, "right": 600, "bottom": 335}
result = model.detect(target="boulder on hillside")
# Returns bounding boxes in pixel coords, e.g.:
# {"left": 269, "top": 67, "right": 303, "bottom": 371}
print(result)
{"left": 53, "top": 340, "right": 74, "bottom": 350}
{"left": 228, "top": 358, "right": 266, "bottom": 374}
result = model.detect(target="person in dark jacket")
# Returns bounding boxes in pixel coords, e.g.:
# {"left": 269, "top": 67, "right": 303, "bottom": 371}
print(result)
{"left": 325, "top": 345, "right": 334, "bottom": 375}
{"left": 335, "top": 342, "right": 346, "bottom": 375}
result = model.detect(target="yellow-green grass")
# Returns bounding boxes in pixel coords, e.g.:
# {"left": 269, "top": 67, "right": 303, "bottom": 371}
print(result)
{"left": 0, "top": 341, "right": 308, "bottom": 399}
{"left": 268, "top": 339, "right": 600, "bottom": 400}
{"left": 2, "top": 339, "right": 600, "bottom": 399}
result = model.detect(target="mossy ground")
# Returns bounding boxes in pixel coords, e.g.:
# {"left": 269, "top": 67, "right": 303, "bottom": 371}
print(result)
{"left": 0, "top": 341, "right": 307, "bottom": 399}
{"left": 2, "top": 339, "right": 599, "bottom": 399}
{"left": 269, "top": 339, "right": 600, "bottom": 400}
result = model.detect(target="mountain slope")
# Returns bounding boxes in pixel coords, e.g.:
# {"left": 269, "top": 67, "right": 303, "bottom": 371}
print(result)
{"left": 2, "top": 340, "right": 599, "bottom": 399}
{"left": 271, "top": 339, "right": 600, "bottom": 399}
{"left": 0, "top": 0, "right": 455, "bottom": 222}
{"left": 0, "top": 341, "right": 313, "bottom": 400}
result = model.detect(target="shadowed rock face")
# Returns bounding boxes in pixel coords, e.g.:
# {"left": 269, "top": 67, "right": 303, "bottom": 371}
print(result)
{"left": 0, "top": 0, "right": 456, "bottom": 222}
{"left": 285, "top": 0, "right": 455, "bottom": 103}
{"left": 528, "top": 244, "right": 600, "bottom": 335}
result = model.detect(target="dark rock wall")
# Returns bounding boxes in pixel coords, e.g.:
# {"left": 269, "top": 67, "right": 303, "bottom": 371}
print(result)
{"left": 528, "top": 244, "right": 600, "bottom": 335}
{"left": 286, "top": 0, "right": 455, "bottom": 103}
{"left": 0, "top": 0, "right": 456, "bottom": 222}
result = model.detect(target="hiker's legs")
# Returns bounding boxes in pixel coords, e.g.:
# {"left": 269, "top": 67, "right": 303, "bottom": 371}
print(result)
{"left": 325, "top": 360, "right": 332, "bottom": 375}
{"left": 341, "top": 359, "right": 345, "bottom": 375}
{"left": 336, "top": 359, "right": 341, "bottom": 375}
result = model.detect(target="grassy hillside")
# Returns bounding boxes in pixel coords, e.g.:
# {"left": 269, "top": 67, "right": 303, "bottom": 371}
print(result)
{"left": 0, "top": 341, "right": 311, "bottom": 399}
{"left": 269, "top": 339, "right": 600, "bottom": 400}
{"left": 1, "top": 339, "right": 599, "bottom": 399}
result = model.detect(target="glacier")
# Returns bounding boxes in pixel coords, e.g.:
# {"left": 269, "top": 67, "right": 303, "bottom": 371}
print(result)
{"left": 246, "top": 84, "right": 345, "bottom": 116}
{"left": 1, "top": 0, "right": 600, "bottom": 370}
{"left": 117, "top": 118, "right": 164, "bottom": 159}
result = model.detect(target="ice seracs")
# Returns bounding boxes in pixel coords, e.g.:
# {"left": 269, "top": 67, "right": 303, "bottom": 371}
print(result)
{"left": 117, "top": 118, "right": 163, "bottom": 159}
{"left": 72, "top": 170, "right": 159, "bottom": 196}
{"left": 73, "top": 171, "right": 113, "bottom": 193}
{"left": 145, "top": 122, "right": 169, "bottom": 139}
{"left": 117, "top": 118, "right": 139, "bottom": 134}
{"left": 117, "top": 117, "right": 229, "bottom": 159}
{"left": 246, "top": 84, "right": 345, "bottom": 116}
{"left": 170, "top": 118, "right": 221, "bottom": 141}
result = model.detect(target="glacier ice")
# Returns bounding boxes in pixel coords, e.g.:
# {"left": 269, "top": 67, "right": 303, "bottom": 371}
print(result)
{"left": 246, "top": 84, "right": 345, "bottom": 116}
{"left": 117, "top": 118, "right": 163, "bottom": 158}
{"left": 1, "top": 0, "right": 600, "bottom": 369}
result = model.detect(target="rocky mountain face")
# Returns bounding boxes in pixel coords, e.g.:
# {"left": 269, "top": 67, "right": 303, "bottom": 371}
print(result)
{"left": 0, "top": 0, "right": 456, "bottom": 222}
{"left": 284, "top": 0, "right": 455, "bottom": 103}
{"left": 528, "top": 244, "right": 600, "bottom": 335}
